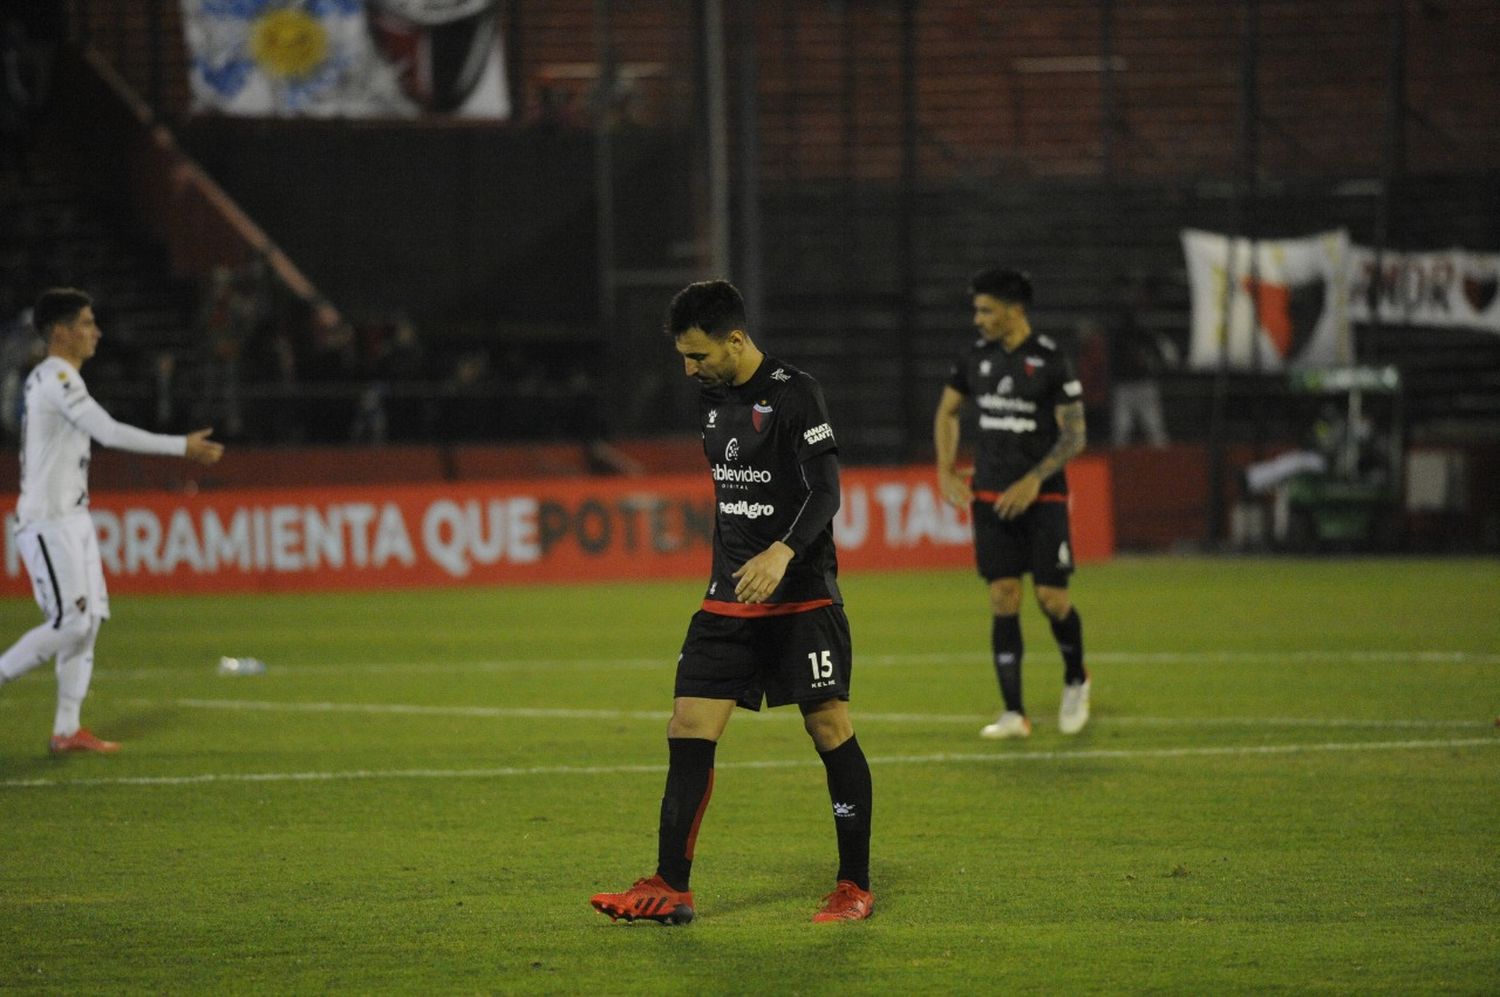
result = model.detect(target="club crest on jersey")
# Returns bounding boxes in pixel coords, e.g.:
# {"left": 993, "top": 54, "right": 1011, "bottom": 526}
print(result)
{"left": 751, "top": 401, "right": 773, "bottom": 432}
{"left": 1024, "top": 356, "right": 1046, "bottom": 376}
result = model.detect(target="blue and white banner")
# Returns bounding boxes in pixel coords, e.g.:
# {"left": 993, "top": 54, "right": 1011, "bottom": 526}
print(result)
{"left": 180, "top": 0, "right": 510, "bottom": 118}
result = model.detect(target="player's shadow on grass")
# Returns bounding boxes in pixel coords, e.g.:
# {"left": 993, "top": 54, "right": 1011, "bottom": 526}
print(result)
{"left": 701, "top": 858, "right": 901, "bottom": 921}
{"left": 93, "top": 703, "right": 180, "bottom": 749}
{"left": 0, "top": 703, "right": 173, "bottom": 773}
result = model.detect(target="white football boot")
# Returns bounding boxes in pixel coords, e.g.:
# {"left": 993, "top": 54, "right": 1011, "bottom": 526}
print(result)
{"left": 980, "top": 710, "right": 1032, "bottom": 740}
{"left": 1058, "top": 678, "right": 1092, "bottom": 735}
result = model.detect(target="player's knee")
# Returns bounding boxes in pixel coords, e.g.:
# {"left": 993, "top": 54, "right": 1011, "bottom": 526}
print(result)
{"left": 55, "top": 610, "right": 94, "bottom": 643}
{"left": 667, "top": 698, "right": 730, "bottom": 741}
{"left": 802, "top": 702, "right": 853, "bottom": 749}
{"left": 1036, "top": 587, "right": 1072, "bottom": 620}
{"left": 22, "top": 611, "right": 96, "bottom": 663}
{"left": 988, "top": 579, "right": 1021, "bottom": 615}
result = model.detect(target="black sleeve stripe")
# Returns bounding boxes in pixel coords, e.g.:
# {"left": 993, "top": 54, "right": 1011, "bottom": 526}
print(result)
{"left": 780, "top": 452, "right": 841, "bottom": 555}
{"left": 780, "top": 469, "right": 816, "bottom": 552}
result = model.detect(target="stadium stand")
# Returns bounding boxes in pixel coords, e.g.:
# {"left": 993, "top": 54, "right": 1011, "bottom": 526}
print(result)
{"left": 3, "top": 1, "right": 1496, "bottom": 550}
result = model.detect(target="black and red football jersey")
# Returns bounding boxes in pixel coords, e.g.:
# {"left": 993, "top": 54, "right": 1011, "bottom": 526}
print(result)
{"left": 697, "top": 356, "right": 841, "bottom": 615}
{"left": 946, "top": 333, "right": 1083, "bottom": 495}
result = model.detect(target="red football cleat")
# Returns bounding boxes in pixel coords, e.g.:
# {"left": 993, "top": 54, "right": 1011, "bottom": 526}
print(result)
{"left": 812, "top": 880, "right": 874, "bottom": 922}
{"left": 590, "top": 875, "right": 695, "bottom": 925}
{"left": 48, "top": 728, "right": 121, "bottom": 755}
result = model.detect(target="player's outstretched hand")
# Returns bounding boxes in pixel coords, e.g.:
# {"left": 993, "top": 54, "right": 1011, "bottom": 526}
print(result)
{"left": 186, "top": 428, "right": 226, "bottom": 466}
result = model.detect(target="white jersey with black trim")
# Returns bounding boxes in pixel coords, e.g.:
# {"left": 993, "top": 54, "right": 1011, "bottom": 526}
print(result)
{"left": 17, "top": 356, "right": 186, "bottom": 525}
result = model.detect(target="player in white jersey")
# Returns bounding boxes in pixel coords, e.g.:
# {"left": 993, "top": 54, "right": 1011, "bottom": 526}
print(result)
{"left": 0, "top": 288, "right": 224, "bottom": 754}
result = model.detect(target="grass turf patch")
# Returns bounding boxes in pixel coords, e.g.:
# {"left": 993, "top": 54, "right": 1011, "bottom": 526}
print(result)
{"left": 0, "top": 557, "right": 1496, "bottom": 992}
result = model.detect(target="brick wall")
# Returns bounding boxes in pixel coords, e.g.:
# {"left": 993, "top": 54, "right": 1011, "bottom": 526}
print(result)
{"left": 58, "top": 1, "right": 1500, "bottom": 462}
{"left": 74, "top": 1, "right": 1500, "bottom": 181}
{"left": 746, "top": 0, "right": 1500, "bottom": 182}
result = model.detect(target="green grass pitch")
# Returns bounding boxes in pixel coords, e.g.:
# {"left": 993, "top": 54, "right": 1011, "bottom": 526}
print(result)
{"left": 1, "top": 557, "right": 1496, "bottom": 993}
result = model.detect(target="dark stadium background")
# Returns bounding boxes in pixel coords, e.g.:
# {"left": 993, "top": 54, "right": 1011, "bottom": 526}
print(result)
{"left": 2, "top": 0, "right": 1496, "bottom": 555}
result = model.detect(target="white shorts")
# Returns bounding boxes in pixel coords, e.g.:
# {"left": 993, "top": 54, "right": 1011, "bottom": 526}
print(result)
{"left": 16, "top": 512, "right": 110, "bottom": 626}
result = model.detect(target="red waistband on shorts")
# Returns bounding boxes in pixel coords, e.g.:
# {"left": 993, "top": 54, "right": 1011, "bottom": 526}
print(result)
{"left": 972, "top": 491, "right": 1068, "bottom": 504}
{"left": 700, "top": 598, "right": 834, "bottom": 618}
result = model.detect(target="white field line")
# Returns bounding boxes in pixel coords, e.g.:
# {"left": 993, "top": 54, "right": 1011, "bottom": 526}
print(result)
{"left": 151, "top": 697, "right": 1492, "bottom": 731}
{"left": 4, "top": 737, "right": 1496, "bottom": 790}
{"left": 81, "top": 648, "right": 1500, "bottom": 682}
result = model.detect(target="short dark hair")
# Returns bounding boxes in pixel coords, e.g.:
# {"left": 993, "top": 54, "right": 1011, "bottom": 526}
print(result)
{"left": 665, "top": 279, "right": 745, "bottom": 339}
{"left": 969, "top": 268, "right": 1033, "bottom": 307}
{"left": 32, "top": 288, "right": 93, "bottom": 337}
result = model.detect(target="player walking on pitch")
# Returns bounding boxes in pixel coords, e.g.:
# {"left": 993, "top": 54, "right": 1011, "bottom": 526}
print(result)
{"left": 590, "top": 279, "right": 873, "bottom": 924}
{"left": 0, "top": 289, "right": 224, "bottom": 753}
{"left": 933, "top": 268, "right": 1092, "bottom": 739}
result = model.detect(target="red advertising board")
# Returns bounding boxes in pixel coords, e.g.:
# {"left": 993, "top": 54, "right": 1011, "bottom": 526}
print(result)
{"left": 2, "top": 462, "right": 1112, "bottom": 595}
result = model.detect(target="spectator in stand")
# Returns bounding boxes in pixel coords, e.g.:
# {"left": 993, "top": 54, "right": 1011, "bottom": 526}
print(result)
{"left": 371, "top": 314, "right": 428, "bottom": 440}
{"left": 301, "top": 302, "right": 358, "bottom": 442}
{"left": 0, "top": 291, "right": 43, "bottom": 437}
{"left": 0, "top": 3, "right": 63, "bottom": 180}
{"left": 1, "top": 15, "right": 33, "bottom": 180}
{"left": 261, "top": 316, "right": 302, "bottom": 443}
{"left": 1073, "top": 318, "right": 1110, "bottom": 439}
{"left": 242, "top": 290, "right": 314, "bottom": 444}
{"left": 194, "top": 264, "right": 258, "bottom": 438}
{"left": 441, "top": 346, "right": 494, "bottom": 441}
{"left": 348, "top": 315, "right": 391, "bottom": 445}
{"left": 151, "top": 352, "right": 176, "bottom": 430}
{"left": 377, "top": 315, "right": 427, "bottom": 381}
{"left": 1108, "top": 273, "right": 1176, "bottom": 448}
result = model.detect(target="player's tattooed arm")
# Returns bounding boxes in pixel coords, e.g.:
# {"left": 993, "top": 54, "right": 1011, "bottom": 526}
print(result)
{"left": 995, "top": 401, "right": 1087, "bottom": 519}
{"left": 1031, "top": 401, "right": 1087, "bottom": 482}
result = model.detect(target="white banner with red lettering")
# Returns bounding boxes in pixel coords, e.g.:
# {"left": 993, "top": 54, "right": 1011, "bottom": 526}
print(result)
{"left": 2, "top": 464, "right": 1113, "bottom": 595}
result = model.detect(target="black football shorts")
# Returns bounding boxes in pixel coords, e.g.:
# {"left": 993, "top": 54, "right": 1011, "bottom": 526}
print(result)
{"left": 674, "top": 605, "right": 853, "bottom": 710}
{"left": 971, "top": 498, "right": 1075, "bottom": 587}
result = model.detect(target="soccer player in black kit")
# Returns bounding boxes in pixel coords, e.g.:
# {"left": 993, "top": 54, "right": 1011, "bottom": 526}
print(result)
{"left": 590, "top": 279, "right": 874, "bottom": 925}
{"left": 934, "top": 268, "right": 1092, "bottom": 740}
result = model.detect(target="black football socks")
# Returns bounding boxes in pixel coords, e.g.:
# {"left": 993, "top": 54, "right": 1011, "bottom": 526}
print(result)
{"left": 656, "top": 737, "right": 716, "bottom": 891}
{"left": 992, "top": 614, "right": 1025, "bottom": 714}
{"left": 818, "top": 734, "right": 872, "bottom": 891}
{"left": 1050, "top": 608, "right": 1086, "bottom": 685}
